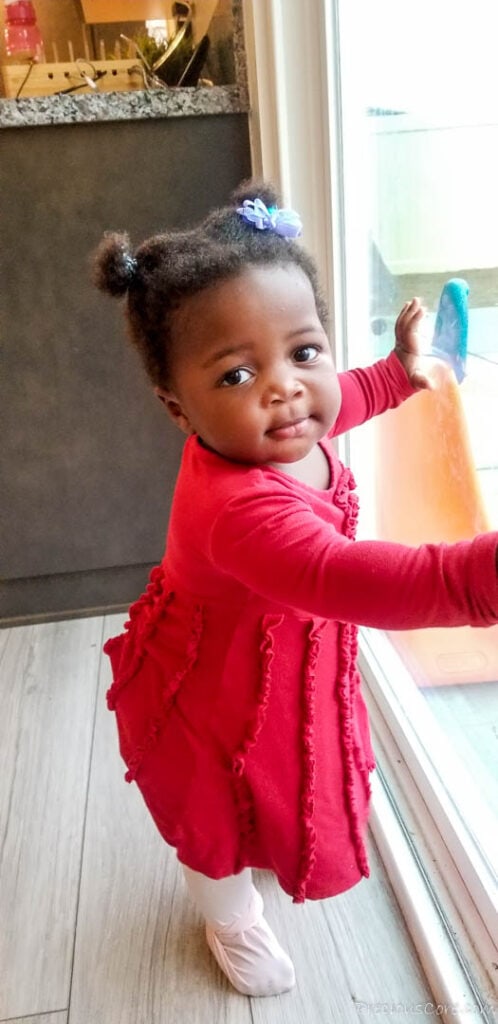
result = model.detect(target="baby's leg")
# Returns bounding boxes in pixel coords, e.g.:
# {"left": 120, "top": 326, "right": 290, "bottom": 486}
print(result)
{"left": 181, "top": 864, "right": 295, "bottom": 997}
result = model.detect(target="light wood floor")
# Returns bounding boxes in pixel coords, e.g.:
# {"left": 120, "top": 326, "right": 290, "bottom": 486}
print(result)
{"left": 0, "top": 614, "right": 435, "bottom": 1024}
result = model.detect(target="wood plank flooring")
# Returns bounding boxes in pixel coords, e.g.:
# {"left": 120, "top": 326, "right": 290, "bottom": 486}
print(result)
{"left": 0, "top": 617, "right": 102, "bottom": 1018}
{"left": 1, "top": 614, "right": 435, "bottom": 1023}
{"left": 10, "top": 1016, "right": 67, "bottom": 1024}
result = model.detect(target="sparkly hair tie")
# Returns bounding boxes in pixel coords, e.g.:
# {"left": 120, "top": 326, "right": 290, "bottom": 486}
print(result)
{"left": 123, "top": 253, "right": 138, "bottom": 276}
{"left": 237, "top": 197, "right": 303, "bottom": 238}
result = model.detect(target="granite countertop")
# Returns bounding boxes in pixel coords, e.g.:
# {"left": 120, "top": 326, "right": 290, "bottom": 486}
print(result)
{"left": 0, "top": 0, "right": 248, "bottom": 129}
{"left": 0, "top": 83, "right": 249, "bottom": 128}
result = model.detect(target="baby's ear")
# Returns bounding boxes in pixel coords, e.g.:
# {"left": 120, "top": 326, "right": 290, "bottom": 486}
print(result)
{"left": 154, "top": 387, "right": 193, "bottom": 435}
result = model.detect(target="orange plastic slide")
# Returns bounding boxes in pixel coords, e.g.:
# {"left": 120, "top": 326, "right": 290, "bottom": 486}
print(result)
{"left": 375, "top": 360, "right": 498, "bottom": 686}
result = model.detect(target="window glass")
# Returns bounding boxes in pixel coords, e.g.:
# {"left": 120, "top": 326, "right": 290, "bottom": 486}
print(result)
{"left": 337, "top": 0, "right": 498, "bottom": 876}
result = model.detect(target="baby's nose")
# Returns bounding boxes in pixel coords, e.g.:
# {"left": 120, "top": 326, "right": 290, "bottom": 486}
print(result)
{"left": 265, "top": 368, "right": 304, "bottom": 402}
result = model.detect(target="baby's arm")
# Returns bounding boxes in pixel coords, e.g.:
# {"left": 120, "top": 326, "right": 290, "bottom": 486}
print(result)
{"left": 209, "top": 488, "right": 498, "bottom": 631}
{"left": 333, "top": 298, "right": 429, "bottom": 437}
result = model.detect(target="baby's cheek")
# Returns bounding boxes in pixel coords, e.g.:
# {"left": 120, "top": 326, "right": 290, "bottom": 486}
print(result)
{"left": 328, "top": 378, "right": 342, "bottom": 420}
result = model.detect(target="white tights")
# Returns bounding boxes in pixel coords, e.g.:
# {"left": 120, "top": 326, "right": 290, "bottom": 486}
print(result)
{"left": 182, "top": 864, "right": 254, "bottom": 924}
{"left": 181, "top": 864, "right": 295, "bottom": 997}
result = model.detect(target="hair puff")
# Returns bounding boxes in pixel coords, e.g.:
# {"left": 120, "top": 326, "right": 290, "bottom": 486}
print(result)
{"left": 92, "top": 232, "right": 137, "bottom": 297}
{"left": 229, "top": 178, "right": 282, "bottom": 210}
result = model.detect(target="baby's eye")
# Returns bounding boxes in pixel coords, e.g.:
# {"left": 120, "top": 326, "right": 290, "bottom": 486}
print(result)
{"left": 219, "top": 367, "right": 252, "bottom": 387}
{"left": 293, "top": 345, "right": 320, "bottom": 363}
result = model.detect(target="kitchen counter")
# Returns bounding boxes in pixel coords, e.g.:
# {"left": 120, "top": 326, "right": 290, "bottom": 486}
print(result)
{"left": 2, "top": 108, "right": 252, "bottom": 625}
{"left": 0, "top": 0, "right": 248, "bottom": 129}
{"left": 1, "top": 1, "right": 252, "bottom": 620}
{"left": 0, "top": 83, "right": 248, "bottom": 128}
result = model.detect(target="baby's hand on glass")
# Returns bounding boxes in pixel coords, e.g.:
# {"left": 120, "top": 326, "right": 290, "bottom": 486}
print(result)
{"left": 394, "top": 297, "right": 433, "bottom": 390}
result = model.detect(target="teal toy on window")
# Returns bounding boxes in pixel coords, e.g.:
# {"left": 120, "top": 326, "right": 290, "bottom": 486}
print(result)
{"left": 431, "top": 277, "right": 469, "bottom": 383}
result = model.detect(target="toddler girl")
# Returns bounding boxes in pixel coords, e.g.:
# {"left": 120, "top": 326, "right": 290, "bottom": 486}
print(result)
{"left": 93, "top": 180, "right": 498, "bottom": 998}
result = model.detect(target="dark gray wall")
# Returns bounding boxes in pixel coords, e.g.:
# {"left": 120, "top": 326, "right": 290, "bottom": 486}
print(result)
{"left": 1, "top": 112, "right": 252, "bottom": 623}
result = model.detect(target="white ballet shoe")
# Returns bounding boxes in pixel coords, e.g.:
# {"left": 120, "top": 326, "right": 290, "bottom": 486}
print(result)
{"left": 205, "top": 886, "right": 295, "bottom": 997}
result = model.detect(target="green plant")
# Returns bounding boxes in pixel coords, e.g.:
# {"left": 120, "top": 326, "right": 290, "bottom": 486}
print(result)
{"left": 133, "top": 31, "right": 167, "bottom": 69}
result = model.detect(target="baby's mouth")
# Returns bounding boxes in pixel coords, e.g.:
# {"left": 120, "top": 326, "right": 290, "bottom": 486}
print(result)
{"left": 267, "top": 417, "right": 310, "bottom": 439}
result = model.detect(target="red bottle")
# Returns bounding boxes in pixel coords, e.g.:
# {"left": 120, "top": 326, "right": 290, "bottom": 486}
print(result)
{"left": 4, "top": 1, "right": 45, "bottom": 62}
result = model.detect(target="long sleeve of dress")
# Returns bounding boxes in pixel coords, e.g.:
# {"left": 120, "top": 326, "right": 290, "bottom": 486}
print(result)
{"left": 208, "top": 485, "right": 498, "bottom": 630}
{"left": 334, "top": 349, "right": 416, "bottom": 436}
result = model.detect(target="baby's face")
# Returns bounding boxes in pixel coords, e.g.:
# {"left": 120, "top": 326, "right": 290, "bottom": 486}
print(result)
{"left": 157, "top": 263, "right": 341, "bottom": 466}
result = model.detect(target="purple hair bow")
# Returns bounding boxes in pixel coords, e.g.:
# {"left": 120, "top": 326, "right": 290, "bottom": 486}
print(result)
{"left": 237, "top": 197, "right": 303, "bottom": 238}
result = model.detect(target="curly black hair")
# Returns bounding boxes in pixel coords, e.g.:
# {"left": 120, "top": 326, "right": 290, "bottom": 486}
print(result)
{"left": 92, "top": 179, "right": 329, "bottom": 389}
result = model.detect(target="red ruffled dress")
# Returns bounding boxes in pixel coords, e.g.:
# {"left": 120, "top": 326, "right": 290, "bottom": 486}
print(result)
{"left": 104, "top": 353, "right": 498, "bottom": 902}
